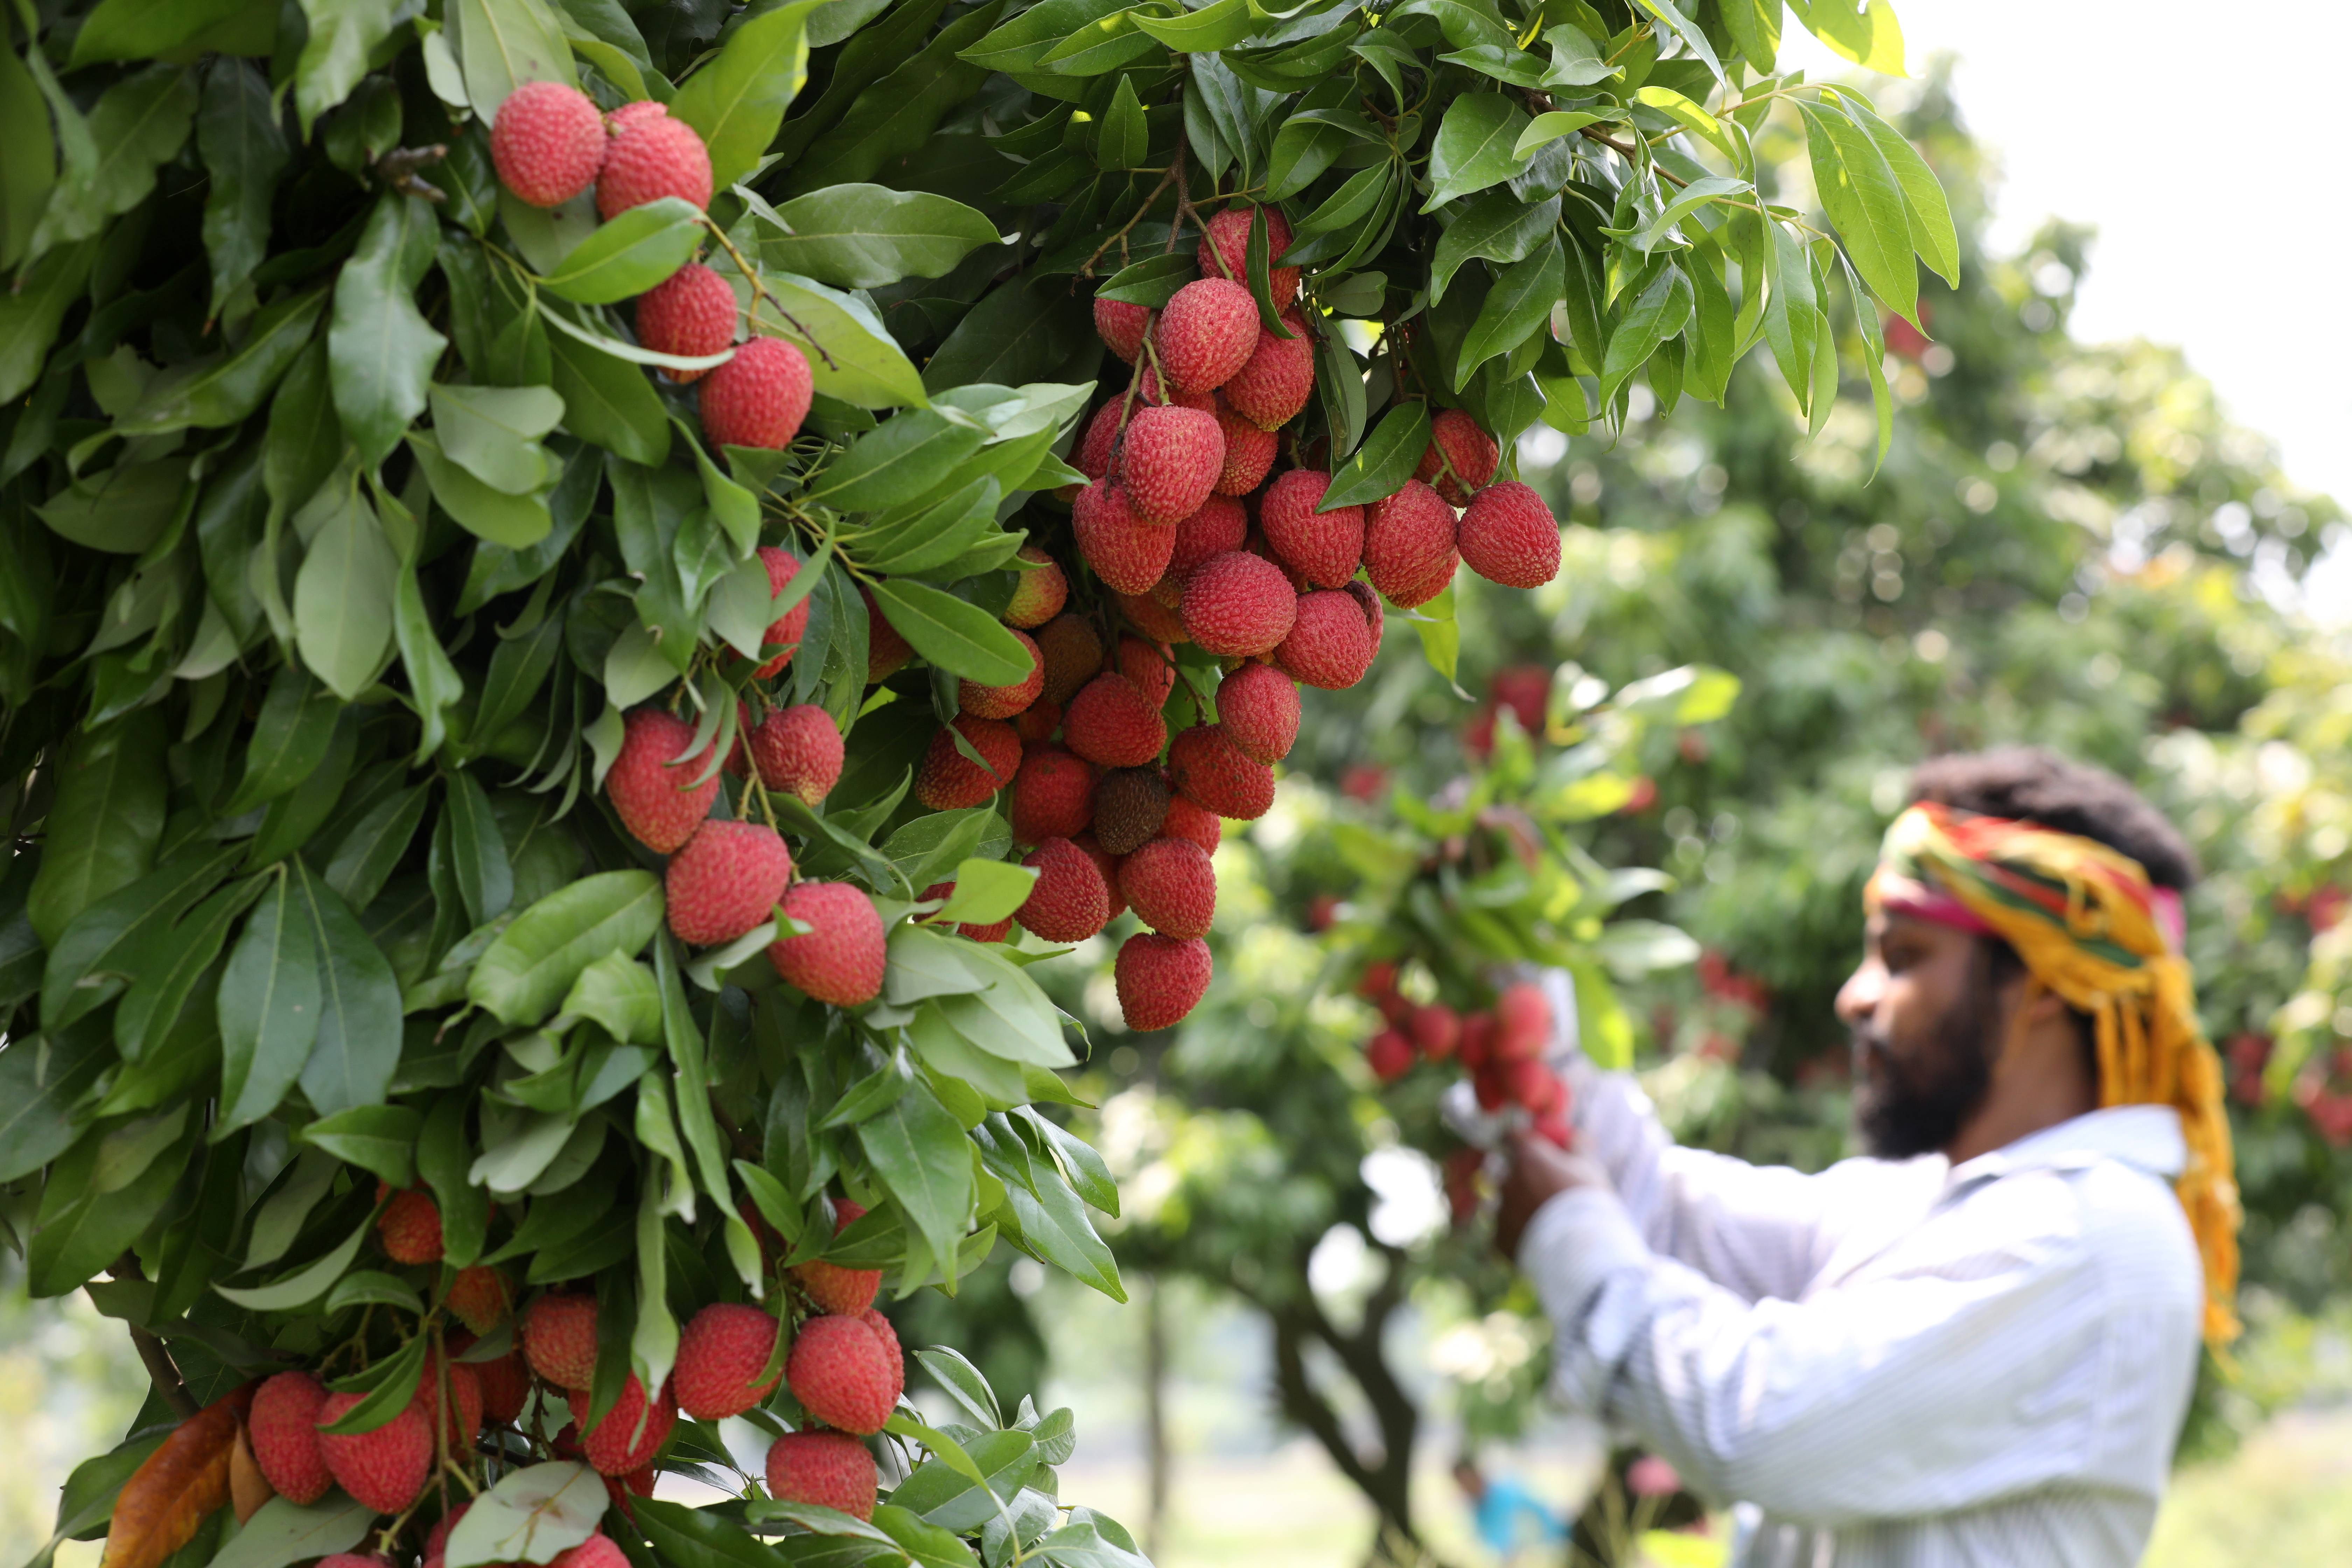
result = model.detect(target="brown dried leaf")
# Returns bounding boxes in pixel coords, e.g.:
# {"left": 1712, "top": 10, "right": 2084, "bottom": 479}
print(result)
{"left": 102, "top": 1384, "right": 254, "bottom": 1568}
{"left": 229, "top": 1424, "right": 274, "bottom": 1525}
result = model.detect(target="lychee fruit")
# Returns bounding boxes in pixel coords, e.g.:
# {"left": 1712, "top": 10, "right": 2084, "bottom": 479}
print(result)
{"left": 1410, "top": 1003, "right": 1462, "bottom": 1060}
{"left": 1116, "top": 405, "right": 1225, "bottom": 525}
{"left": 766, "top": 1430, "right": 878, "bottom": 1521}
{"left": 1495, "top": 982, "right": 1553, "bottom": 1060}
{"left": 751, "top": 545, "right": 812, "bottom": 677}
{"left": 1197, "top": 205, "right": 1300, "bottom": 302}
{"left": 1115, "top": 932, "right": 1213, "bottom": 1031}
{"left": 665, "top": 819, "right": 793, "bottom": 946}
{"left": 958, "top": 629, "right": 1043, "bottom": 719}
{"left": 768, "top": 882, "right": 886, "bottom": 1006}
{"left": 1260, "top": 469, "right": 1365, "bottom": 589}
{"left": 1074, "top": 479, "right": 1177, "bottom": 595}
{"left": 1063, "top": 673, "right": 1167, "bottom": 768}
{"left": 417, "top": 1356, "right": 484, "bottom": 1449}
{"left": 636, "top": 262, "right": 735, "bottom": 383}
{"left": 914, "top": 714, "right": 1021, "bottom": 810}
{"left": 862, "top": 586, "right": 913, "bottom": 680}
{"left": 858, "top": 1308, "right": 903, "bottom": 1404}
{"left": 1216, "top": 663, "right": 1299, "bottom": 764}
{"left": 1458, "top": 1011, "right": 1496, "bottom": 1071}
{"left": 1016, "top": 838, "right": 1111, "bottom": 943}
{"left": 1345, "top": 579, "right": 1385, "bottom": 655}
{"left": 785, "top": 1314, "right": 900, "bottom": 1435}
{"left": 1222, "top": 312, "right": 1317, "bottom": 431}
{"left": 1181, "top": 551, "right": 1297, "bottom": 656}
{"left": 1154, "top": 278, "right": 1259, "bottom": 395}
{"left": 1276, "top": 590, "right": 1377, "bottom": 690}
{"left": 702, "top": 337, "right": 813, "bottom": 453}
{"left": 1014, "top": 700, "right": 1061, "bottom": 745}
{"left": 567, "top": 1377, "right": 676, "bottom": 1475}
{"left": 1415, "top": 409, "right": 1501, "bottom": 505}
{"left": 1094, "top": 296, "right": 1152, "bottom": 364}
{"left": 475, "top": 1348, "right": 530, "bottom": 1426}
{"left": 250, "top": 1371, "right": 332, "bottom": 1505}
{"left": 1115, "top": 635, "right": 1176, "bottom": 705}
{"left": 1364, "top": 480, "right": 1459, "bottom": 606}
{"left": 551, "top": 1538, "right": 629, "bottom": 1568}
{"left": 523, "top": 1292, "right": 600, "bottom": 1390}
{"left": 607, "top": 708, "right": 721, "bottom": 854}
{"left": 1166, "top": 494, "right": 1250, "bottom": 591}
{"left": 1093, "top": 768, "right": 1171, "bottom": 855}
{"left": 1167, "top": 724, "right": 1276, "bottom": 819}
{"left": 1119, "top": 838, "right": 1216, "bottom": 938}
{"left": 376, "top": 1188, "right": 442, "bottom": 1264}
{"left": 596, "top": 111, "right": 714, "bottom": 217}
{"left": 1456, "top": 482, "right": 1561, "bottom": 588}
{"left": 1158, "top": 796, "right": 1222, "bottom": 856}
{"left": 1074, "top": 833, "right": 1127, "bottom": 922}
{"left": 490, "top": 82, "right": 606, "bottom": 208}
{"left": 607, "top": 100, "right": 669, "bottom": 131}
{"left": 674, "top": 1303, "right": 785, "bottom": 1420}
{"left": 1076, "top": 399, "right": 1124, "bottom": 483}
{"left": 1115, "top": 589, "right": 1190, "bottom": 645}
{"left": 423, "top": 1502, "right": 470, "bottom": 1568}
{"left": 1034, "top": 614, "right": 1106, "bottom": 707}
{"left": 1009, "top": 744, "right": 1097, "bottom": 845}
{"left": 919, "top": 881, "right": 1012, "bottom": 944}
{"left": 1213, "top": 401, "right": 1279, "bottom": 493}
{"left": 316, "top": 1394, "right": 432, "bottom": 1514}
{"left": 750, "top": 705, "right": 844, "bottom": 804}
{"left": 1366, "top": 1028, "right": 1414, "bottom": 1082}
{"left": 795, "top": 1197, "right": 885, "bottom": 1315}
{"left": 446, "top": 1265, "right": 512, "bottom": 1335}
{"left": 1005, "top": 547, "right": 1069, "bottom": 628}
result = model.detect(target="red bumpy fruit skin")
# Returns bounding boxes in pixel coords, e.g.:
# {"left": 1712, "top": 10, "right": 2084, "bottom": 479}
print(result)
{"left": 250, "top": 1372, "right": 333, "bottom": 1506}
{"left": 1276, "top": 590, "right": 1378, "bottom": 690}
{"left": 446, "top": 1266, "right": 512, "bottom": 1335}
{"left": 1119, "top": 837, "right": 1217, "bottom": 939}
{"left": 665, "top": 819, "right": 793, "bottom": 946}
{"left": 1094, "top": 296, "right": 1152, "bottom": 363}
{"left": 914, "top": 715, "right": 1022, "bottom": 809}
{"left": 1167, "top": 725, "right": 1277, "bottom": 819}
{"left": 1457, "top": 481, "right": 1563, "bottom": 588}
{"left": 1034, "top": 614, "right": 1106, "bottom": 707}
{"left": 862, "top": 586, "right": 913, "bottom": 681}
{"left": 1075, "top": 399, "right": 1124, "bottom": 483}
{"left": 919, "top": 880, "right": 1013, "bottom": 943}
{"left": 751, "top": 706, "right": 845, "bottom": 804}
{"left": 766, "top": 1431, "right": 880, "bottom": 1520}
{"left": 1073, "top": 833, "right": 1126, "bottom": 920}
{"left": 475, "top": 1350, "right": 531, "bottom": 1426}
{"left": 1115, "top": 635, "right": 1176, "bottom": 706}
{"left": 769, "top": 882, "right": 887, "bottom": 1006}
{"left": 674, "top": 1303, "right": 785, "bottom": 1420}
{"left": 636, "top": 262, "right": 735, "bottom": 383}
{"left": 1134, "top": 363, "right": 1215, "bottom": 413}
{"left": 1005, "top": 546, "right": 1069, "bottom": 628}
{"left": 1115, "top": 932, "right": 1213, "bottom": 1031}
{"left": 959, "top": 628, "right": 1043, "bottom": 719}
{"left": 596, "top": 112, "right": 714, "bottom": 217}
{"left": 1009, "top": 744, "right": 1098, "bottom": 845}
{"left": 1116, "top": 589, "right": 1190, "bottom": 645}
{"left": 1116, "top": 405, "right": 1226, "bottom": 525}
{"left": 1410, "top": 1003, "right": 1462, "bottom": 1060}
{"left": 795, "top": 1198, "right": 884, "bottom": 1315}
{"left": 1092, "top": 768, "right": 1171, "bottom": 855}
{"left": 1215, "top": 662, "right": 1300, "bottom": 764}
{"left": 1212, "top": 401, "right": 1279, "bottom": 493}
{"left": 1364, "top": 480, "right": 1460, "bottom": 606}
{"left": 608, "top": 708, "right": 720, "bottom": 853}
{"left": 316, "top": 1394, "right": 433, "bottom": 1515}
{"left": 1414, "top": 408, "right": 1502, "bottom": 505}
{"left": 551, "top": 1538, "right": 629, "bottom": 1568}
{"left": 1260, "top": 469, "right": 1365, "bottom": 589}
{"left": 1158, "top": 796, "right": 1222, "bottom": 855}
{"left": 1013, "top": 700, "right": 1061, "bottom": 745}
{"left": 491, "top": 82, "right": 607, "bottom": 208}
{"left": 1181, "top": 551, "right": 1297, "bottom": 656}
{"left": 524, "top": 1293, "right": 601, "bottom": 1390}
{"left": 1074, "top": 480, "right": 1177, "bottom": 596}
{"left": 1154, "top": 278, "right": 1260, "bottom": 395}
{"left": 702, "top": 338, "right": 814, "bottom": 454}
{"left": 1063, "top": 673, "right": 1168, "bottom": 769}
{"left": 786, "top": 1315, "right": 901, "bottom": 1435}
{"left": 1495, "top": 982, "right": 1553, "bottom": 1060}
{"left": 377, "top": 1188, "right": 443, "bottom": 1264}
{"left": 1366, "top": 1028, "right": 1414, "bottom": 1082}
{"left": 1222, "top": 313, "right": 1317, "bottom": 431}
{"left": 1198, "top": 205, "right": 1300, "bottom": 303}
{"left": 418, "top": 1357, "right": 483, "bottom": 1449}
{"left": 752, "top": 545, "right": 812, "bottom": 678}
{"left": 1345, "top": 578, "right": 1384, "bottom": 657}
{"left": 567, "top": 1378, "right": 677, "bottom": 1475}
{"left": 1017, "top": 838, "right": 1112, "bottom": 943}
{"left": 1165, "top": 495, "right": 1250, "bottom": 590}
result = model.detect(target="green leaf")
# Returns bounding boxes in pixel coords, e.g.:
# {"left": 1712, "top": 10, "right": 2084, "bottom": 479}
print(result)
{"left": 1797, "top": 98, "right": 1918, "bottom": 326}
{"left": 196, "top": 59, "right": 289, "bottom": 319}
{"left": 1133, "top": 0, "right": 1255, "bottom": 51}
{"left": 331, "top": 192, "right": 450, "bottom": 467}
{"left": 1322, "top": 400, "right": 1430, "bottom": 510}
{"left": 865, "top": 579, "right": 1032, "bottom": 685}
{"left": 1430, "top": 191, "right": 1558, "bottom": 303}
{"left": 555, "top": 952, "right": 663, "bottom": 1044}
{"left": 1600, "top": 263, "right": 1694, "bottom": 406}
{"left": 547, "top": 315, "right": 674, "bottom": 463}
{"left": 469, "top": 870, "right": 665, "bottom": 1025}
{"left": 294, "top": 486, "right": 400, "bottom": 699}
{"left": 1513, "top": 109, "right": 1610, "bottom": 160}
{"left": 756, "top": 274, "right": 931, "bottom": 408}
{"left": 933, "top": 859, "right": 1036, "bottom": 925}
{"left": 1622, "top": 175, "right": 1751, "bottom": 255}
{"left": 216, "top": 872, "right": 322, "bottom": 1133}
{"left": 430, "top": 381, "right": 565, "bottom": 494}
{"left": 1721, "top": 0, "right": 1783, "bottom": 71}
{"left": 1422, "top": 92, "right": 1531, "bottom": 211}
{"left": 1456, "top": 238, "right": 1564, "bottom": 388}
{"left": 451, "top": 0, "right": 579, "bottom": 122}
{"left": 116, "top": 878, "right": 269, "bottom": 1063}
{"left": 32, "top": 458, "right": 185, "bottom": 554}
{"left": 1794, "top": 0, "right": 1905, "bottom": 75}
{"left": 1035, "top": 8, "right": 1158, "bottom": 75}
{"left": 539, "top": 197, "right": 705, "bottom": 304}
{"left": 293, "top": 0, "right": 408, "bottom": 135}
{"left": 0, "top": 43, "right": 52, "bottom": 272}
{"left": 444, "top": 772, "right": 515, "bottom": 927}
{"left": 1091, "top": 252, "right": 1194, "bottom": 308}
{"left": 670, "top": 0, "right": 821, "bottom": 190}
{"left": 302, "top": 1104, "right": 422, "bottom": 1188}
{"left": 857, "top": 1078, "right": 975, "bottom": 1289}
{"left": 0, "top": 1028, "right": 112, "bottom": 1184}
{"left": 918, "top": 273, "right": 1088, "bottom": 398}
{"left": 410, "top": 429, "right": 555, "bottom": 549}
{"left": 1095, "top": 74, "right": 1147, "bottom": 171}
{"left": 70, "top": 0, "right": 253, "bottom": 63}
{"left": 27, "top": 63, "right": 197, "bottom": 256}
{"left": 25, "top": 719, "right": 168, "bottom": 948}
{"left": 291, "top": 861, "right": 404, "bottom": 1116}
{"left": 960, "top": 0, "right": 1130, "bottom": 72}
{"left": 816, "top": 411, "right": 992, "bottom": 512}
{"left": 1839, "top": 92, "right": 1958, "bottom": 286}
{"left": 118, "top": 288, "right": 327, "bottom": 436}
{"left": 204, "top": 1497, "right": 374, "bottom": 1568}
{"left": 1632, "top": 0, "right": 1725, "bottom": 82}
{"left": 764, "top": 184, "right": 1001, "bottom": 290}
{"left": 41, "top": 848, "right": 237, "bottom": 1032}
{"left": 0, "top": 242, "right": 96, "bottom": 403}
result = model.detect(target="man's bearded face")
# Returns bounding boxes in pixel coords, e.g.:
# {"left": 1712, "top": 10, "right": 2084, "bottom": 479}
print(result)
{"left": 1838, "top": 915, "right": 2004, "bottom": 1159}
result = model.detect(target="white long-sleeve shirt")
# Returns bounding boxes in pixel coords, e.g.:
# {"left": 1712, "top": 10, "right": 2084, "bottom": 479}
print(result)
{"left": 1519, "top": 1026, "right": 2205, "bottom": 1567}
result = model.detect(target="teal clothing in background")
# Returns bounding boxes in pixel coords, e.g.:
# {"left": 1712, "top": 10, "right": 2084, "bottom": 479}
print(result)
{"left": 1472, "top": 1475, "right": 1566, "bottom": 1556}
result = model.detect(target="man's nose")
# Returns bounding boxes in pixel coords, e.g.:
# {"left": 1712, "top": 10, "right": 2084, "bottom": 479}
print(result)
{"left": 1835, "top": 960, "right": 1883, "bottom": 1025}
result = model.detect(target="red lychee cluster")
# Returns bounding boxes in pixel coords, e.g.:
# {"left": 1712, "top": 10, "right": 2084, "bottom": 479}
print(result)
{"left": 1359, "top": 972, "right": 1573, "bottom": 1147}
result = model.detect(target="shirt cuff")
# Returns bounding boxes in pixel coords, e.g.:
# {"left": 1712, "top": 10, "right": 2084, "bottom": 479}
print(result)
{"left": 1516, "top": 1184, "right": 1652, "bottom": 1326}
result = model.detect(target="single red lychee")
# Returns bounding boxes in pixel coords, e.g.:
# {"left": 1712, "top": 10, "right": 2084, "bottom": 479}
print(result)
{"left": 959, "top": 628, "right": 1043, "bottom": 719}
{"left": 795, "top": 1197, "right": 885, "bottom": 1316}
{"left": 1213, "top": 400, "right": 1279, "bottom": 493}
{"left": 914, "top": 714, "right": 1021, "bottom": 810}
{"left": 1074, "top": 833, "right": 1127, "bottom": 922}
{"left": 597, "top": 112, "right": 714, "bottom": 217}
{"left": 768, "top": 882, "right": 886, "bottom": 1006}
{"left": 1115, "top": 634, "right": 1176, "bottom": 706}
{"left": 1094, "top": 295, "right": 1152, "bottom": 363}
{"left": 766, "top": 1431, "right": 878, "bottom": 1520}
{"left": 785, "top": 1315, "right": 900, "bottom": 1435}
{"left": 1216, "top": 663, "right": 1300, "bottom": 764}
{"left": 1181, "top": 551, "right": 1297, "bottom": 657}
{"left": 1035, "top": 614, "right": 1107, "bottom": 707}
{"left": 636, "top": 262, "right": 735, "bottom": 383}
{"left": 376, "top": 1187, "right": 442, "bottom": 1264}
{"left": 1457, "top": 482, "right": 1562, "bottom": 588}
{"left": 1260, "top": 469, "right": 1365, "bottom": 589}
{"left": 1222, "top": 312, "right": 1317, "bottom": 431}
{"left": 1154, "top": 278, "right": 1260, "bottom": 395}
{"left": 1115, "top": 932, "right": 1212, "bottom": 1031}
{"left": 1165, "top": 494, "right": 1251, "bottom": 589}
{"left": 1197, "top": 205, "right": 1300, "bottom": 302}
{"left": 1411, "top": 1003, "right": 1462, "bottom": 1060}
{"left": 1076, "top": 398, "right": 1124, "bottom": 483}
{"left": 607, "top": 708, "right": 720, "bottom": 854}
{"left": 1364, "top": 480, "right": 1459, "bottom": 606}
{"left": 523, "top": 1293, "right": 600, "bottom": 1390}
{"left": 1495, "top": 982, "right": 1553, "bottom": 1060}
{"left": 1017, "top": 838, "right": 1111, "bottom": 943}
{"left": 567, "top": 1377, "right": 676, "bottom": 1475}
{"left": 1415, "top": 408, "right": 1502, "bottom": 505}
{"left": 250, "top": 1372, "right": 332, "bottom": 1505}
{"left": 750, "top": 705, "right": 845, "bottom": 804}
{"left": 665, "top": 819, "right": 793, "bottom": 946}
{"left": 1366, "top": 1028, "right": 1414, "bottom": 1082}
{"left": 674, "top": 1303, "right": 785, "bottom": 1420}
{"left": 1116, "top": 589, "right": 1191, "bottom": 645}
{"left": 447, "top": 1265, "right": 512, "bottom": 1335}
{"left": 316, "top": 1394, "right": 432, "bottom": 1515}
{"left": 862, "top": 585, "right": 913, "bottom": 681}
{"left": 1013, "top": 699, "right": 1061, "bottom": 745}
{"left": 1074, "top": 479, "right": 1177, "bottom": 596}
{"left": 1005, "top": 546, "right": 1070, "bottom": 628}
{"left": 1119, "top": 837, "right": 1217, "bottom": 938}
{"left": 702, "top": 338, "right": 813, "bottom": 452}
{"left": 1276, "top": 589, "right": 1377, "bottom": 690}
{"left": 1009, "top": 744, "right": 1098, "bottom": 845}
{"left": 1116, "top": 405, "right": 1224, "bottom": 525}
{"left": 1158, "top": 796, "right": 1223, "bottom": 856}
{"left": 1167, "top": 724, "right": 1276, "bottom": 819}
{"left": 491, "top": 82, "right": 607, "bottom": 208}
{"left": 1063, "top": 673, "right": 1168, "bottom": 769}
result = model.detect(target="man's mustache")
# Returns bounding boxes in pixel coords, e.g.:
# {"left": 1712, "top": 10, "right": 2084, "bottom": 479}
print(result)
{"left": 1850, "top": 1024, "right": 1892, "bottom": 1066}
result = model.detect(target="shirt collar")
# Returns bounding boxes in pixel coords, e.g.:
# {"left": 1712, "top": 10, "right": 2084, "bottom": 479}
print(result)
{"left": 1946, "top": 1104, "right": 2186, "bottom": 1188}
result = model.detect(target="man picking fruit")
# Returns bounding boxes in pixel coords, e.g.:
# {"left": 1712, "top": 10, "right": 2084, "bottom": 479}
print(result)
{"left": 1498, "top": 749, "right": 2235, "bottom": 1567}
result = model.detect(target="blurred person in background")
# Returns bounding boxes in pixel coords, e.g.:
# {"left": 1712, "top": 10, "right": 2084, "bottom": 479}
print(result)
{"left": 1496, "top": 749, "right": 2238, "bottom": 1567}
{"left": 1452, "top": 1455, "right": 1566, "bottom": 1565}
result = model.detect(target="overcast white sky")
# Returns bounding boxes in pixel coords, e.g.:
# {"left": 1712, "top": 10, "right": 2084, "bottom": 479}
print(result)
{"left": 1778, "top": 1, "right": 2352, "bottom": 614}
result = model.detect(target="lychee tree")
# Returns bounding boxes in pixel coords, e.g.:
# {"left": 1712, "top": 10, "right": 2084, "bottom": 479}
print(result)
{"left": 0, "top": 2, "right": 1954, "bottom": 1568}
